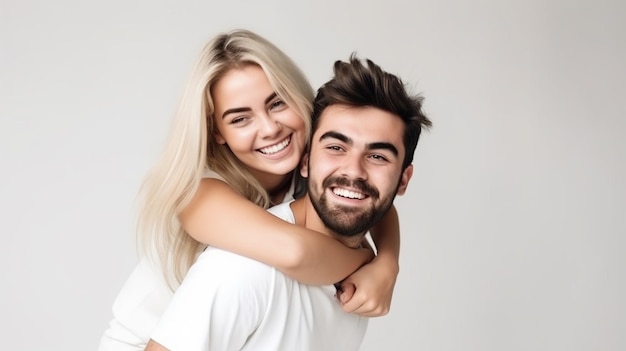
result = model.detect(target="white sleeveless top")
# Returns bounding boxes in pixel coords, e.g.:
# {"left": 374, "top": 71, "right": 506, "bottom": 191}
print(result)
{"left": 97, "top": 169, "right": 296, "bottom": 351}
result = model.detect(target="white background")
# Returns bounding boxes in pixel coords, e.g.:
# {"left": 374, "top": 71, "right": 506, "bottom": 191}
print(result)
{"left": 1, "top": 0, "right": 625, "bottom": 350}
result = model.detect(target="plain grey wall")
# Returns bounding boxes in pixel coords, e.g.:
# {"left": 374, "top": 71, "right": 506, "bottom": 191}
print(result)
{"left": 1, "top": 0, "right": 624, "bottom": 350}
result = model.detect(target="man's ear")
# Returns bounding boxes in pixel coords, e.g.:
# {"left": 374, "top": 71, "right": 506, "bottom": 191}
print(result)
{"left": 396, "top": 164, "right": 413, "bottom": 196}
{"left": 300, "top": 153, "right": 310, "bottom": 178}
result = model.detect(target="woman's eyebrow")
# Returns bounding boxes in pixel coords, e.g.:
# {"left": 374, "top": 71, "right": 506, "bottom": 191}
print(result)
{"left": 222, "top": 92, "right": 278, "bottom": 119}
{"left": 222, "top": 107, "right": 251, "bottom": 119}
{"left": 264, "top": 92, "right": 277, "bottom": 104}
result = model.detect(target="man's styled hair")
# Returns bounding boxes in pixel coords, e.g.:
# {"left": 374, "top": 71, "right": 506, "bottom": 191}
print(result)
{"left": 311, "top": 54, "right": 432, "bottom": 168}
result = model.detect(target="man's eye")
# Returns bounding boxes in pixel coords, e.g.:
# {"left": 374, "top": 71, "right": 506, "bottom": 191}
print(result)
{"left": 327, "top": 145, "right": 343, "bottom": 151}
{"left": 370, "top": 154, "right": 389, "bottom": 162}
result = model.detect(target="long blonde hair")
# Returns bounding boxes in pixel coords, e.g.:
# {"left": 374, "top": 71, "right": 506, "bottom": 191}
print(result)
{"left": 138, "top": 29, "right": 314, "bottom": 288}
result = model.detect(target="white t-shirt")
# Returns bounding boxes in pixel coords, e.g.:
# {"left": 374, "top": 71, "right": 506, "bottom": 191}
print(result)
{"left": 151, "top": 202, "right": 368, "bottom": 351}
{"left": 98, "top": 169, "right": 297, "bottom": 351}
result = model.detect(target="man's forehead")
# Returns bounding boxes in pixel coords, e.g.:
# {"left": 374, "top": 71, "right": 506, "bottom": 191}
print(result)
{"left": 314, "top": 104, "right": 405, "bottom": 146}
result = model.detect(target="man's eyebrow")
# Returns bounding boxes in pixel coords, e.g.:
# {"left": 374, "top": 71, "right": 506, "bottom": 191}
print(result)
{"left": 367, "top": 142, "right": 398, "bottom": 157}
{"left": 221, "top": 92, "right": 278, "bottom": 119}
{"left": 319, "top": 131, "right": 399, "bottom": 156}
{"left": 319, "top": 131, "right": 351, "bottom": 144}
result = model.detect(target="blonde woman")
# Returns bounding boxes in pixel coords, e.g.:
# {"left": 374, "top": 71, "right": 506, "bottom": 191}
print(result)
{"left": 99, "top": 29, "right": 401, "bottom": 350}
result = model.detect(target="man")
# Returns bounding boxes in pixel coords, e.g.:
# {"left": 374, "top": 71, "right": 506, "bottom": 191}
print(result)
{"left": 146, "top": 55, "right": 432, "bottom": 350}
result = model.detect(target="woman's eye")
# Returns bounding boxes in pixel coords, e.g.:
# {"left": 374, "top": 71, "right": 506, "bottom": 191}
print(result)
{"left": 230, "top": 116, "right": 247, "bottom": 124}
{"left": 270, "top": 99, "right": 286, "bottom": 110}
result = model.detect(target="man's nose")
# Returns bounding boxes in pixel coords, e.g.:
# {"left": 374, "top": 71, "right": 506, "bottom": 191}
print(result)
{"left": 340, "top": 153, "right": 367, "bottom": 180}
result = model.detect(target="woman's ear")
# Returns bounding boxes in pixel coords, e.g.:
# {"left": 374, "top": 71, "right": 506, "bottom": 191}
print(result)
{"left": 215, "top": 131, "right": 226, "bottom": 145}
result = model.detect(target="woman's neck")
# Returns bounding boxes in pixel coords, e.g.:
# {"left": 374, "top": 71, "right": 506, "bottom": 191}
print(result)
{"left": 253, "top": 171, "right": 293, "bottom": 206}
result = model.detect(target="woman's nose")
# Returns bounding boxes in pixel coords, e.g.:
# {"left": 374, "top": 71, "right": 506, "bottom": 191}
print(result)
{"left": 258, "top": 113, "right": 282, "bottom": 138}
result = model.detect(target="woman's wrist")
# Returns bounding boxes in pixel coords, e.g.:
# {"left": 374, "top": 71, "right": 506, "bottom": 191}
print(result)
{"left": 371, "top": 251, "right": 400, "bottom": 275}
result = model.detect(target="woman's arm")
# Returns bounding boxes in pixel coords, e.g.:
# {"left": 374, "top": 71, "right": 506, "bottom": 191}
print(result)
{"left": 179, "top": 178, "right": 372, "bottom": 285}
{"left": 370, "top": 204, "right": 401, "bottom": 270}
{"left": 337, "top": 204, "right": 400, "bottom": 317}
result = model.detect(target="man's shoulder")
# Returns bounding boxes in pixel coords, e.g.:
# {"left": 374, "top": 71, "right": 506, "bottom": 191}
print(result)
{"left": 195, "top": 246, "right": 274, "bottom": 277}
{"left": 176, "top": 247, "right": 278, "bottom": 307}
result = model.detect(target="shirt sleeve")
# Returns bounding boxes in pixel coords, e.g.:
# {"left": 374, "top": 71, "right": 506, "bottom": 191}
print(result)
{"left": 150, "top": 247, "right": 274, "bottom": 351}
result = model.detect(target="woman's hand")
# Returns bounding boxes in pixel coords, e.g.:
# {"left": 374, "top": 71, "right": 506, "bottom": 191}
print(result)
{"left": 336, "top": 254, "right": 399, "bottom": 317}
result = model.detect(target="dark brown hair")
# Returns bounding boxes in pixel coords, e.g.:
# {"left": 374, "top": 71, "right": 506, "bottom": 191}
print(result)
{"left": 311, "top": 54, "right": 432, "bottom": 168}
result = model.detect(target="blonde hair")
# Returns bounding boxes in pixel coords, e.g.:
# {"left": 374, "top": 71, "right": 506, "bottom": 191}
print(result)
{"left": 138, "top": 29, "right": 314, "bottom": 288}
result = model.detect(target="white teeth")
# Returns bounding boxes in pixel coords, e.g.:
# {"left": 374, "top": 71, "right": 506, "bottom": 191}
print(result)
{"left": 259, "top": 137, "right": 290, "bottom": 155}
{"left": 333, "top": 188, "right": 365, "bottom": 200}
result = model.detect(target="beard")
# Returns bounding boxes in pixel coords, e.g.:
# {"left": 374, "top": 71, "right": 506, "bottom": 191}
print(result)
{"left": 309, "top": 175, "right": 395, "bottom": 237}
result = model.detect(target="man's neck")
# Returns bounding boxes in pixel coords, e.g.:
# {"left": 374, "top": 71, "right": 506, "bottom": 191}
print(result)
{"left": 289, "top": 195, "right": 365, "bottom": 249}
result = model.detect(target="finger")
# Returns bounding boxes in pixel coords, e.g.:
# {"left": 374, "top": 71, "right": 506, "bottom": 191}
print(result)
{"left": 342, "top": 299, "right": 364, "bottom": 313}
{"left": 351, "top": 302, "right": 390, "bottom": 317}
{"left": 338, "top": 282, "right": 356, "bottom": 304}
{"left": 341, "top": 293, "right": 365, "bottom": 313}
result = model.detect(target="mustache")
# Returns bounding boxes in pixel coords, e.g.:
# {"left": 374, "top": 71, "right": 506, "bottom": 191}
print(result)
{"left": 322, "top": 176, "right": 379, "bottom": 198}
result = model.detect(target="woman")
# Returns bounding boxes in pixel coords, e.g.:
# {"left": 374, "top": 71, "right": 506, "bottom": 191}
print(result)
{"left": 99, "top": 29, "right": 400, "bottom": 350}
